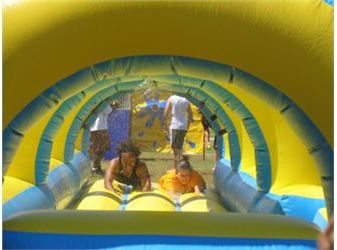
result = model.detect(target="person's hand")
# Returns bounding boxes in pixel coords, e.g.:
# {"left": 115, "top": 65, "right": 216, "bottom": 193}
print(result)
{"left": 172, "top": 193, "right": 181, "bottom": 201}
{"left": 317, "top": 231, "right": 333, "bottom": 250}
{"left": 162, "top": 124, "right": 169, "bottom": 137}
{"left": 123, "top": 185, "right": 133, "bottom": 194}
{"left": 317, "top": 217, "right": 334, "bottom": 250}
{"left": 110, "top": 101, "right": 119, "bottom": 109}
{"left": 162, "top": 123, "right": 168, "bottom": 131}
{"left": 106, "top": 185, "right": 117, "bottom": 194}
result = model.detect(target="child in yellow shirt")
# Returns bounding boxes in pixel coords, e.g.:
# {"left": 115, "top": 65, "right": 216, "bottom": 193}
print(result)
{"left": 159, "top": 156, "right": 206, "bottom": 197}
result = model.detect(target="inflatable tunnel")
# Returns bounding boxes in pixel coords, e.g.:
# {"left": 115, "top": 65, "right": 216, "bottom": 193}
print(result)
{"left": 3, "top": 0, "right": 333, "bottom": 249}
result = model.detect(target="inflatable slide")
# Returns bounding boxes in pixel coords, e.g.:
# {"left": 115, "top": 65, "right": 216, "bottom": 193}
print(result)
{"left": 3, "top": 0, "right": 333, "bottom": 249}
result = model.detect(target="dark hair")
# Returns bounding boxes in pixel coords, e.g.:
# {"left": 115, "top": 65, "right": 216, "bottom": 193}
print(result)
{"left": 175, "top": 155, "right": 192, "bottom": 172}
{"left": 117, "top": 141, "right": 141, "bottom": 158}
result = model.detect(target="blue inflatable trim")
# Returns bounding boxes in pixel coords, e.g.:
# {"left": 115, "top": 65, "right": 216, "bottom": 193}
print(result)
{"left": 323, "top": 0, "right": 333, "bottom": 6}
{"left": 313, "top": 210, "right": 328, "bottom": 231}
{"left": 35, "top": 93, "right": 85, "bottom": 184}
{"left": 3, "top": 231, "right": 317, "bottom": 250}
{"left": 3, "top": 184, "right": 54, "bottom": 221}
{"left": 214, "top": 159, "right": 283, "bottom": 214}
{"left": 46, "top": 152, "right": 91, "bottom": 208}
{"left": 214, "top": 159, "right": 326, "bottom": 228}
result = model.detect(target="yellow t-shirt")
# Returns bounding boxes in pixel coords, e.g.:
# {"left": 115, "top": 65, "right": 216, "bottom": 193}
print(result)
{"left": 159, "top": 169, "right": 206, "bottom": 194}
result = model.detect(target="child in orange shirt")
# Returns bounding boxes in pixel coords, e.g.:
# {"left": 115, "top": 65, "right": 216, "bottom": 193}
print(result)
{"left": 159, "top": 156, "right": 206, "bottom": 197}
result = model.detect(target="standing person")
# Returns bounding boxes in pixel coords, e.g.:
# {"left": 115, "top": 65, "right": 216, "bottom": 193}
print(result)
{"left": 199, "top": 109, "right": 222, "bottom": 161}
{"left": 104, "top": 140, "right": 151, "bottom": 192}
{"left": 163, "top": 95, "right": 194, "bottom": 163}
{"left": 200, "top": 111, "right": 211, "bottom": 149}
{"left": 89, "top": 102, "right": 117, "bottom": 175}
{"left": 213, "top": 135, "right": 220, "bottom": 161}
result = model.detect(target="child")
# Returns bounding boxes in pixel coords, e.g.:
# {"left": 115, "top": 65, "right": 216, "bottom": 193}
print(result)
{"left": 159, "top": 156, "right": 206, "bottom": 197}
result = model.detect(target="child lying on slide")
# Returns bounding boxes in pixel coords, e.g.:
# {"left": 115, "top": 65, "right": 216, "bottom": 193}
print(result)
{"left": 159, "top": 156, "right": 206, "bottom": 198}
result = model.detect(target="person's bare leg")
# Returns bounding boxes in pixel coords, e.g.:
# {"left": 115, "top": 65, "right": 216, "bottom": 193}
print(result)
{"left": 92, "top": 151, "right": 105, "bottom": 176}
{"left": 215, "top": 149, "right": 220, "bottom": 161}
{"left": 178, "top": 149, "right": 183, "bottom": 160}
{"left": 173, "top": 149, "right": 182, "bottom": 162}
{"left": 92, "top": 153, "right": 100, "bottom": 170}
{"left": 205, "top": 130, "right": 210, "bottom": 148}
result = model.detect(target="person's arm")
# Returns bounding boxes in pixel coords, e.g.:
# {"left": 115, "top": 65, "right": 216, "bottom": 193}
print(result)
{"left": 103, "top": 105, "right": 113, "bottom": 115}
{"left": 194, "top": 185, "right": 201, "bottom": 193}
{"left": 187, "top": 103, "right": 194, "bottom": 130}
{"left": 137, "top": 162, "right": 151, "bottom": 192}
{"left": 193, "top": 171, "right": 206, "bottom": 193}
{"left": 197, "top": 179, "right": 206, "bottom": 193}
{"left": 194, "top": 184, "right": 205, "bottom": 193}
{"left": 317, "top": 216, "right": 334, "bottom": 250}
{"left": 104, "top": 159, "right": 118, "bottom": 192}
{"left": 163, "top": 97, "right": 172, "bottom": 132}
{"left": 160, "top": 172, "right": 181, "bottom": 198}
